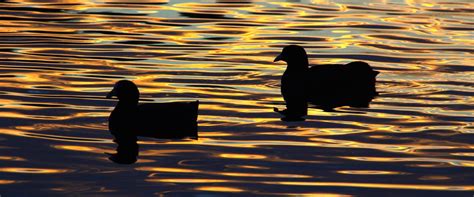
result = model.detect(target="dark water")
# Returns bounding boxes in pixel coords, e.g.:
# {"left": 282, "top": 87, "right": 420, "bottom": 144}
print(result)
{"left": 0, "top": 0, "right": 473, "bottom": 196}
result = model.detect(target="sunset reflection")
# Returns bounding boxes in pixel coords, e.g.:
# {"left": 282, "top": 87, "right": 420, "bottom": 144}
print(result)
{"left": 0, "top": 0, "right": 473, "bottom": 196}
{"left": 263, "top": 181, "right": 474, "bottom": 191}
{"left": 0, "top": 167, "right": 68, "bottom": 174}
{"left": 195, "top": 186, "right": 244, "bottom": 192}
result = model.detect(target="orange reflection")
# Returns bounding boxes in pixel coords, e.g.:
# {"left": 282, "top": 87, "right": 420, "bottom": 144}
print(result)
{"left": 141, "top": 167, "right": 310, "bottom": 178}
{"left": 218, "top": 153, "right": 266, "bottom": 159}
{"left": 0, "top": 112, "right": 29, "bottom": 119}
{"left": 0, "top": 128, "right": 109, "bottom": 143}
{"left": 0, "top": 156, "right": 26, "bottom": 161}
{"left": 53, "top": 145, "right": 104, "bottom": 153}
{"left": 342, "top": 157, "right": 474, "bottom": 167}
{"left": 0, "top": 180, "right": 17, "bottom": 184}
{"left": 199, "top": 132, "right": 232, "bottom": 137}
{"left": 226, "top": 165, "right": 269, "bottom": 170}
{"left": 263, "top": 181, "right": 474, "bottom": 191}
{"left": 137, "top": 167, "right": 200, "bottom": 173}
{"left": 0, "top": 0, "right": 473, "bottom": 193}
{"left": 0, "top": 167, "right": 68, "bottom": 174}
{"left": 195, "top": 186, "right": 244, "bottom": 192}
{"left": 139, "top": 149, "right": 201, "bottom": 156}
{"left": 220, "top": 172, "right": 311, "bottom": 178}
{"left": 309, "top": 137, "right": 455, "bottom": 154}
{"left": 337, "top": 170, "right": 404, "bottom": 175}
{"left": 147, "top": 178, "right": 228, "bottom": 183}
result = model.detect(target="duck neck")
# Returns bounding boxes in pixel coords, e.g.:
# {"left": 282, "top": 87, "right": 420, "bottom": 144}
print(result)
{"left": 116, "top": 100, "right": 138, "bottom": 110}
{"left": 286, "top": 59, "right": 309, "bottom": 73}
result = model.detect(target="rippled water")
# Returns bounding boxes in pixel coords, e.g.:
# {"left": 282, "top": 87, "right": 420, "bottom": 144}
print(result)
{"left": 0, "top": 0, "right": 473, "bottom": 196}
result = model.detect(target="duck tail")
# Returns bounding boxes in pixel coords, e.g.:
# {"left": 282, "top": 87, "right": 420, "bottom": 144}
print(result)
{"left": 193, "top": 100, "right": 199, "bottom": 139}
{"left": 372, "top": 71, "right": 380, "bottom": 77}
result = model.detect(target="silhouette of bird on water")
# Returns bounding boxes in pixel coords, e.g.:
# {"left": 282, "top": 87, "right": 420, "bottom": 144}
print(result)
{"left": 273, "top": 45, "right": 379, "bottom": 121}
{"left": 106, "top": 80, "right": 199, "bottom": 164}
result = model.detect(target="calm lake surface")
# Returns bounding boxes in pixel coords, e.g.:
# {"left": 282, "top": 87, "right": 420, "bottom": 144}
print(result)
{"left": 0, "top": 0, "right": 473, "bottom": 196}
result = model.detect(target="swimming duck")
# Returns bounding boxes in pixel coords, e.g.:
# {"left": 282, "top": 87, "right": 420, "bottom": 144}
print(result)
{"left": 273, "top": 45, "right": 379, "bottom": 121}
{"left": 106, "top": 80, "right": 199, "bottom": 164}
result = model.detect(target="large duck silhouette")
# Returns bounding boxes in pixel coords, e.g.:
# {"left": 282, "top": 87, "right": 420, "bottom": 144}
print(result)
{"left": 106, "top": 80, "right": 198, "bottom": 164}
{"left": 273, "top": 45, "right": 379, "bottom": 121}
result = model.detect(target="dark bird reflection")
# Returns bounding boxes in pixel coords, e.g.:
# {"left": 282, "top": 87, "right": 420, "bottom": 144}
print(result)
{"left": 106, "top": 80, "right": 199, "bottom": 164}
{"left": 274, "top": 45, "right": 379, "bottom": 121}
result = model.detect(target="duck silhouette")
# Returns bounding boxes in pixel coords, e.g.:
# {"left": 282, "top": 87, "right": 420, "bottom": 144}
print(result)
{"left": 273, "top": 45, "right": 379, "bottom": 121}
{"left": 106, "top": 80, "right": 199, "bottom": 164}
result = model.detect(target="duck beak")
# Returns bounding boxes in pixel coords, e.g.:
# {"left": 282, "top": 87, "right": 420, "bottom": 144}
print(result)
{"left": 273, "top": 54, "right": 283, "bottom": 62}
{"left": 106, "top": 88, "right": 116, "bottom": 99}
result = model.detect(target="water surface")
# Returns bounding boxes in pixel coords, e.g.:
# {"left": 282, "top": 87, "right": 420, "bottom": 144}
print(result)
{"left": 0, "top": 0, "right": 473, "bottom": 196}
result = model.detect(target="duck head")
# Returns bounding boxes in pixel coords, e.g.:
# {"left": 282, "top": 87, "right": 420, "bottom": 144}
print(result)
{"left": 274, "top": 45, "right": 309, "bottom": 70}
{"left": 107, "top": 80, "right": 140, "bottom": 104}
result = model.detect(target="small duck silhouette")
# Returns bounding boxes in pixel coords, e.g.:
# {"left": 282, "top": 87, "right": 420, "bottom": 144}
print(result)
{"left": 106, "top": 80, "right": 199, "bottom": 164}
{"left": 273, "top": 45, "right": 379, "bottom": 121}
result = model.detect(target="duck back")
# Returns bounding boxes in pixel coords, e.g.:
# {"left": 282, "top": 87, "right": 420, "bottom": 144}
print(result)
{"left": 136, "top": 101, "right": 199, "bottom": 139}
{"left": 306, "top": 61, "right": 378, "bottom": 109}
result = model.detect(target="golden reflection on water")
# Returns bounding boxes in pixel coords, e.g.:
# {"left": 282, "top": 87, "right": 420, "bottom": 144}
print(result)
{"left": 0, "top": 180, "right": 18, "bottom": 184}
{"left": 140, "top": 166, "right": 311, "bottom": 178}
{"left": 226, "top": 164, "right": 269, "bottom": 170}
{"left": 0, "top": 167, "right": 68, "bottom": 174}
{"left": 342, "top": 156, "right": 474, "bottom": 167}
{"left": 0, "top": 0, "right": 473, "bottom": 195}
{"left": 53, "top": 145, "right": 105, "bottom": 153}
{"left": 419, "top": 176, "right": 451, "bottom": 181}
{"left": 195, "top": 186, "right": 244, "bottom": 192}
{"left": 220, "top": 172, "right": 312, "bottom": 178}
{"left": 218, "top": 153, "right": 266, "bottom": 159}
{"left": 138, "top": 167, "right": 200, "bottom": 173}
{"left": 337, "top": 170, "right": 404, "bottom": 175}
{"left": 0, "top": 156, "right": 26, "bottom": 161}
{"left": 147, "top": 178, "right": 229, "bottom": 183}
{"left": 263, "top": 181, "right": 474, "bottom": 191}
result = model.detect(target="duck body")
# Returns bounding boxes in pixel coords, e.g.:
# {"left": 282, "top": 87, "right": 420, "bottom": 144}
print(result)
{"left": 136, "top": 101, "right": 199, "bottom": 139}
{"left": 274, "top": 45, "right": 378, "bottom": 120}
{"left": 106, "top": 80, "right": 199, "bottom": 164}
{"left": 108, "top": 102, "right": 198, "bottom": 140}
{"left": 107, "top": 80, "right": 199, "bottom": 140}
{"left": 305, "top": 61, "right": 378, "bottom": 110}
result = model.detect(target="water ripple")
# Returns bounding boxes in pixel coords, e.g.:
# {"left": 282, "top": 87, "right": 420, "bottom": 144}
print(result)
{"left": 0, "top": 0, "right": 473, "bottom": 196}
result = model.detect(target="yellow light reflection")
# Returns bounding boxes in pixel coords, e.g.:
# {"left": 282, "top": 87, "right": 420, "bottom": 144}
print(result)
{"left": 147, "top": 178, "right": 228, "bottom": 183}
{"left": 219, "top": 153, "right": 266, "bottom": 160}
{"left": 139, "top": 149, "right": 201, "bottom": 156}
{"left": 53, "top": 145, "right": 102, "bottom": 153}
{"left": 195, "top": 186, "right": 244, "bottom": 192}
{"left": 136, "top": 167, "right": 200, "bottom": 173}
{"left": 264, "top": 181, "right": 474, "bottom": 191}
{"left": 198, "top": 132, "right": 232, "bottom": 137}
{"left": 342, "top": 156, "right": 474, "bottom": 167}
{"left": 220, "top": 172, "right": 311, "bottom": 178}
{"left": 226, "top": 165, "right": 269, "bottom": 170}
{"left": 0, "top": 128, "right": 109, "bottom": 143}
{"left": 0, "top": 167, "right": 68, "bottom": 174}
{"left": 0, "top": 156, "right": 26, "bottom": 161}
{"left": 337, "top": 170, "right": 404, "bottom": 175}
{"left": 141, "top": 167, "right": 310, "bottom": 178}
{"left": 0, "top": 180, "right": 17, "bottom": 184}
